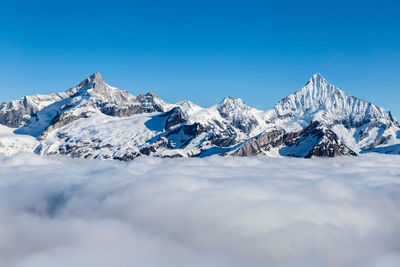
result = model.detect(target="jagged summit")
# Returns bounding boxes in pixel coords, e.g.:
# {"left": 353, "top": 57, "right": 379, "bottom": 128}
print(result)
{"left": 278, "top": 73, "right": 339, "bottom": 112}
{"left": 217, "top": 96, "right": 255, "bottom": 118}
{"left": 218, "top": 96, "right": 246, "bottom": 107}
{"left": 1, "top": 72, "right": 400, "bottom": 160}
{"left": 272, "top": 73, "right": 395, "bottom": 128}
{"left": 70, "top": 73, "right": 167, "bottom": 112}
{"left": 87, "top": 72, "right": 107, "bottom": 89}
{"left": 307, "top": 72, "right": 328, "bottom": 84}
{"left": 68, "top": 72, "right": 113, "bottom": 96}
{"left": 86, "top": 72, "right": 103, "bottom": 82}
{"left": 75, "top": 72, "right": 102, "bottom": 89}
{"left": 12, "top": 73, "right": 171, "bottom": 137}
{"left": 90, "top": 71, "right": 102, "bottom": 79}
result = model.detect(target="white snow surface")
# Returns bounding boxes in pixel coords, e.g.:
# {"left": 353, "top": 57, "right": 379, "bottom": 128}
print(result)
{"left": 1, "top": 72, "right": 400, "bottom": 158}
{"left": 269, "top": 73, "right": 400, "bottom": 152}
{"left": 1, "top": 153, "right": 400, "bottom": 267}
{"left": 272, "top": 73, "right": 392, "bottom": 126}
{"left": 0, "top": 125, "right": 39, "bottom": 155}
{"left": 40, "top": 112, "right": 159, "bottom": 158}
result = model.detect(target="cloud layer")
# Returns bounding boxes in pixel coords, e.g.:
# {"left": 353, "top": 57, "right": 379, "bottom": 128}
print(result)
{"left": 1, "top": 153, "right": 400, "bottom": 267}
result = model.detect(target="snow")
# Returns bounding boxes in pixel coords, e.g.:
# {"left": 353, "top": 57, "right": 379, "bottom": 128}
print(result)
{"left": 1, "top": 72, "right": 400, "bottom": 159}
{"left": 273, "top": 73, "right": 393, "bottom": 126}
{"left": 40, "top": 112, "right": 159, "bottom": 159}
{"left": 0, "top": 125, "right": 39, "bottom": 155}
{"left": 278, "top": 133, "right": 318, "bottom": 157}
{"left": 270, "top": 73, "right": 400, "bottom": 153}
{"left": 15, "top": 97, "right": 75, "bottom": 137}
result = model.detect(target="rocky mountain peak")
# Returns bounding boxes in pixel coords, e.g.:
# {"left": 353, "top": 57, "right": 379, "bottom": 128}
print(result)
{"left": 85, "top": 72, "right": 110, "bottom": 94}
{"left": 274, "top": 74, "right": 347, "bottom": 119}
{"left": 307, "top": 72, "right": 328, "bottom": 86}
{"left": 216, "top": 96, "right": 260, "bottom": 134}
{"left": 65, "top": 72, "right": 109, "bottom": 98}
{"left": 89, "top": 72, "right": 103, "bottom": 80}
{"left": 299, "top": 73, "right": 338, "bottom": 103}
{"left": 83, "top": 72, "right": 104, "bottom": 84}
{"left": 218, "top": 96, "right": 248, "bottom": 113}
{"left": 1, "top": 72, "right": 400, "bottom": 160}
{"left": 217, "top": 96, "right": 253, "bottom": 119}
{"left": 220, "top": 96, "right": 244, "bottom": 105}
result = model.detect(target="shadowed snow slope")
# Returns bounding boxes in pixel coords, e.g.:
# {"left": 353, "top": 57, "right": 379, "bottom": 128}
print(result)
{"left": 0, "top": 125, "right": 38, "bottom": 155}
{"left": 1, "top": 72, "right": 399, "bottom": 159}
{"left": 1, "top": 153, "right": 400, "bottom": 267}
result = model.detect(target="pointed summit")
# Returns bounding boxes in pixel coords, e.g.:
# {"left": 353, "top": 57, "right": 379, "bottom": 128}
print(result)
{"left": 275, "top": 73, "right": 339, "bottom": 116}
{"left": 273, "top": 73, "right": 395, "bottom": 130}
{"left": 306, "top": 73, "right": 329, "bottom": 87}
{"left": 89, "top": 72, "right": 103, "bottom": 80}
{"left": 75, "top": 72, "right": 106, "bottom": 90}
{"left": 69, "top": 72, "right": 111, "bottom": 97}
{"left": 86, "top": 72, "right": 107, "bottom": 90}
{"left": 312, "top": 72, "right": 324, "bottom": 79}
{"left": 218, "top": 96, "right": 250, "bottom": 114}
{"left": 219, "top": 96, "right": 246, "bottom": 107}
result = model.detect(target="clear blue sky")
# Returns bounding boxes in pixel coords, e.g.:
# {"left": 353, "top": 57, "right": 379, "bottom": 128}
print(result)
{"left": 1, "top": 0, "right": 400, "bottom": 116}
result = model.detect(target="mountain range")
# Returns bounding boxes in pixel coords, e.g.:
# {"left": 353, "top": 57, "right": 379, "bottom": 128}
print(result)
{"left": 1, "top": 72, "right": 399, "bottom": 160}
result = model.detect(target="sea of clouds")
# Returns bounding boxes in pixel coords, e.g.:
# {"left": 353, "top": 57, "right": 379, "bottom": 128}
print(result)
{"left": 1, "top": 153, "right": 400, "bottom": 267}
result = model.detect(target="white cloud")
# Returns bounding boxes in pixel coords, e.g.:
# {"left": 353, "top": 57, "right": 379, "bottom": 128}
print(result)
{"left": 1, "top": 153, "right": 400, "bottom": 267}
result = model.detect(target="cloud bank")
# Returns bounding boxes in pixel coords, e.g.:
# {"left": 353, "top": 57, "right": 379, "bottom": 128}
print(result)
{"left": 1, "top": 153, "right": 400, "bottom": 267}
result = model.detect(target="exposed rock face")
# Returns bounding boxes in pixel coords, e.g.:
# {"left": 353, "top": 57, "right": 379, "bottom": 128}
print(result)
{"left": 0, "top": 94, "right": 67, "bottom": 128}
{"left": 266, "top": 73, "right": 400, "bottom": 154}
{"left": 99, "top": 93, "right": 166, "bottom": 117}
{"left": 273, "top": 73, "right": 395, "bottom": 127}
{"left": 159, "top": 107, "right": 187, "bottom": 130}
{"left": 140, "top": 122, "right": 206, "bottom": 156}
{"left": 0, "top": 72, "right": 399, "bottom": 160}
{"left": 217, "top": 96, "right": 260, "bottom": 134}
{"left": 307, "top": 129, "right": 357, "bottom": 158}
{"left": 233, "top": 121, "right": 357, "bottom": 158}
{"left": 232, "top": 129, "right": 285, "bottom": 157}
{"left": 67, "top": 73, "right": 169, "bottom": 118}
{"left": 13, "top": 73, "right": 172, "bottom": 138}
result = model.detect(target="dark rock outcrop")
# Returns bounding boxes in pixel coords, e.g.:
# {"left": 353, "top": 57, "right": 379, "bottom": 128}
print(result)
{"left": 233, "top": 121, "right": 357, "bottom": 158}
{"left": 159, "top": 107, "right": 187, "bottom": 130}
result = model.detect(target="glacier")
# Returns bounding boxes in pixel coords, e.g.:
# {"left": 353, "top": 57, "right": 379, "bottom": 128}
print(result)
{"left": 0, "top": 72, "right": 399, "bottom": 160}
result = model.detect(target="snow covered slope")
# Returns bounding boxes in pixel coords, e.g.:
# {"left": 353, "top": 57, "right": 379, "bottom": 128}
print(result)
{"left": 0, "top": 72, "right": 399, "bottom": 160}
{"left": 0, "top": 93, "right": 70, "bottom": 128}
{"left": 15, "top": 73, "right": 173, "bottom": 138}
{"left": 0, "top": 125, "right": 39, "bottom": 155}
{"left": 273, "top": 73, "right": 394, "bottom": 128}
{"left": 233, "top": 74, "right": 400, "bottom": 157}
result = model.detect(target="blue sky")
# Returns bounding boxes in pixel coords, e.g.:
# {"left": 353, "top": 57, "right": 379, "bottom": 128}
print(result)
{"left": 1, "top": 0, "right": 399, "bottom": 115}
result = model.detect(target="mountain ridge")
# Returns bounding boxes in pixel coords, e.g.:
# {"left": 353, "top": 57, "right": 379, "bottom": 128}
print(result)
{"left": 1, "top": 72, "right": 399, "bottom": 160}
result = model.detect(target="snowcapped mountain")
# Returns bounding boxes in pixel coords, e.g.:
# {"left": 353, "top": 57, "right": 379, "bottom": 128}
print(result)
{"left": 241, "top": 73, "right": 400, "bottom": 157}
{"left": 272, "top": 73, "right": 395, "bottom": 130}
{"left": 0, "top": 72, "right": 399, "bottom": 160}
{"left": 0, "top": 92, "right": 70, "bottom": 128}
{"left": 15, "top": 73, "right": 173, "bottom": 138}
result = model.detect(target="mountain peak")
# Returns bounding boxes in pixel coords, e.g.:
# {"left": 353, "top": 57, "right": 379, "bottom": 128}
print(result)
{"left": 273, "top": 73, "right": 397, "bottom": 130}
{"left": 306, "top": 73, "right": 329, "bottom": 87}
{"left": 70, "top": 72, "right": 111, "bottom": 97}
{"left": 88, "top": 72, "right": 107, "bottom": 88}
{"left": 2, "top": 72, "right": 400, "bottom": 159}
{"left": 312, "top": 72, "right": 324, "bottom": 79}
{"left": 220, "top": 96, "right": 245, "bottom": 106}
{"left": 273, "top": 73, "right": 342, "bottom": 120}
{"left": 89, "top": 72, "right": 103, "bottom": 81}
